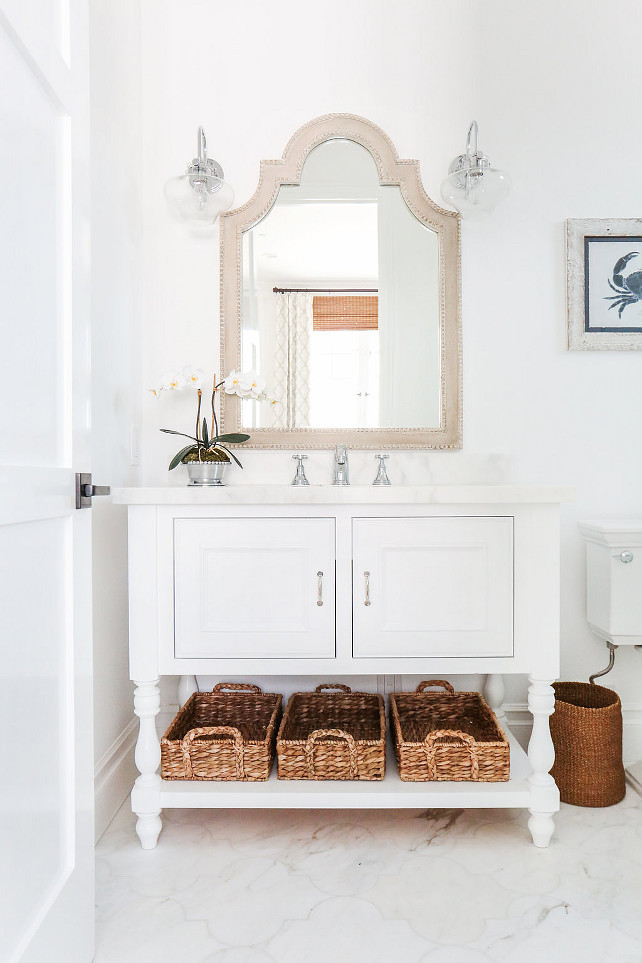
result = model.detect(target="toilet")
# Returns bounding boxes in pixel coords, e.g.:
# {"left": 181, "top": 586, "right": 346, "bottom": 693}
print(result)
{"left": 580, "top": 519, "right": 642, "bottom": 794}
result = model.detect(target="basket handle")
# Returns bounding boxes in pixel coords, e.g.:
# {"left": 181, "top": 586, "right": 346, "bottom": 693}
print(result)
{"left": 305, "top": 728, "right": 358, "bottom": 779}
{"left": 211, "top": 682, "right": 262, "bottom": 694}
{"left": 314, "top": 683, "right": 352, "bottom": 693}
{"left": 181, "top": 725, "right": 245, "bottom": 779}
{"left": 423, "top": 729, "right": 479, "bottom": 780}
{"left": 416, "top": 680, "right": 455, "bottom": 694}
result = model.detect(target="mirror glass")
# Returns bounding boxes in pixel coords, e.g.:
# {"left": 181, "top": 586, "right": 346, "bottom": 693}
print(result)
{"left": 239, "top": 139, "right": 441, "bottom": 431}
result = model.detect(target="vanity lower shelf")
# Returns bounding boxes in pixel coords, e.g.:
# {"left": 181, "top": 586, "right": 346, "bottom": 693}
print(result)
{"left": 158, "top": 731, "right": 532, "bottom": 810}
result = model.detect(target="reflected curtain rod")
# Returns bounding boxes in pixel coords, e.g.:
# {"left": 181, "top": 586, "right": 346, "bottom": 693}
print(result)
{"left": 272, "top": 287, "right": 378, "bottom": 294}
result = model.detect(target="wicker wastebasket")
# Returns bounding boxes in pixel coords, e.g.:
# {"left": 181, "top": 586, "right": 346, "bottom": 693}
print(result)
{"left": 550, "top": 681, "right": 626, "bottom": 807}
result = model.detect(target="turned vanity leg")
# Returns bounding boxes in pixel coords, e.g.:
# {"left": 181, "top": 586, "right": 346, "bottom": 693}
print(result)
{"left": 484, "top": 673, "right": 506, "bottom": 725}
{"left": 132, "top": 679, "right": 162, "bottom": 850}
{"left": 527, "top": 677, "right": 559, "bottom": 848}
{"left": 178, "top": 674, "right": 198, "bottom": 707}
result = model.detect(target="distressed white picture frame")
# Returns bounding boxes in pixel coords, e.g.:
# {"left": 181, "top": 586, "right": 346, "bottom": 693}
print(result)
{"left": 567, "top": 218, "right": 642, "bottom": 350}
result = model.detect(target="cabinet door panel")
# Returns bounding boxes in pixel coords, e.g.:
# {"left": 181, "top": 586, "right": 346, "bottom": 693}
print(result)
{"left": 353, "top": 516, "right": 513, "bottom": 657}
{"left": 175, "top": 518, "right": 335, "bottom": 658}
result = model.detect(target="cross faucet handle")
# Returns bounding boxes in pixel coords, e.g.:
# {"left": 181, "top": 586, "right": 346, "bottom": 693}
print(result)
{"left": 373, "top": 453, "right": 391, "bottom": 486}
{"left": 291, "top": 453, "right": 310, "bottom": 486}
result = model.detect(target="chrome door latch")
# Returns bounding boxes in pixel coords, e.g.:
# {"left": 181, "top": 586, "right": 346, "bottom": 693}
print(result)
{"left": 75, "top": 472, "right": 111, "bottom": 509}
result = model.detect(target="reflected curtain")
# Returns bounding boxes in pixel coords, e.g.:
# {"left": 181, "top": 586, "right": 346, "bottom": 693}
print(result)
{"left": 273, "top": 292, "right": 313, "bottom": 428}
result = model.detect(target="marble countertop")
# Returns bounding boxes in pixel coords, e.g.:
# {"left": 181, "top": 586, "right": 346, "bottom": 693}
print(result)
{"left": 112, "top": 484, "right": 575, "bottom": 505}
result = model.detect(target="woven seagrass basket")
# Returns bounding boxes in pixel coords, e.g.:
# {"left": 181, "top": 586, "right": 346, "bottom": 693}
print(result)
{"left": 161, "top": 682, "right": 282, "bottom": 781}
{"left": 550, "top": 681, "right": 625, "bottom": 807}
{"left": 390, "top": 680, "right": 510, "bottom": 782}
{"left": 277, "top": 683, "right": 386, "bottom": 780}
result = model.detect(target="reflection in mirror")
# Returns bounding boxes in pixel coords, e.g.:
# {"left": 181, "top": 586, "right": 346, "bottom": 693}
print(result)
{"left": 240, "top": 139, "right": 440, "bottom": 432}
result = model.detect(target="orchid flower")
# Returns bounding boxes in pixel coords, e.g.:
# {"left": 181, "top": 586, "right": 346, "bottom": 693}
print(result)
{"left": 160, "top": 371, "right": 187, "bottom": 391}
{"left": 182, "top": 365, "right": 206, "bottom": 388}
{"left": 224, "top": 369, "right": 266, "bottom": 400}
{"left": 223, "top": 370, "right": 243, "bottom": 394}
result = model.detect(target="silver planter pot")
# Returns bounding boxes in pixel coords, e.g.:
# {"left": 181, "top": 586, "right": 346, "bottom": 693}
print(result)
{"left": 185, "top": 461, "right": 230, "bottom": 486}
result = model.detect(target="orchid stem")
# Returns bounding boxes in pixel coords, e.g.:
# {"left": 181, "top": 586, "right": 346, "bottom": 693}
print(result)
{"left": 212, "top": 375, "right": 220, "bottom": 440}
{"left": 195, "top": 389, "right": 202, "bottom": 447}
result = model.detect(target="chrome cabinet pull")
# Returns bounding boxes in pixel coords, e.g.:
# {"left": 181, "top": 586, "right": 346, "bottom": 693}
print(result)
{"left": 317, "top": 571, "right": 324, "bottom": 606}
{"left": 364, "top": 571, "right": 371, "bottom": 606}
{"left": 612, "top": 551, "right": 634, "bottom": 564}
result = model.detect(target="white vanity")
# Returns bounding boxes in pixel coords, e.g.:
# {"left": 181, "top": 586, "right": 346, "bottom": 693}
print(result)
{"left": 114, "top": 483, "right": 572, "bottom": 849}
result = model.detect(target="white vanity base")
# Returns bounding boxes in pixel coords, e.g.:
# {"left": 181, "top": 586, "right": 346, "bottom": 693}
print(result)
{"left": 116, "top": 485, "right": 571, "bottom": 852}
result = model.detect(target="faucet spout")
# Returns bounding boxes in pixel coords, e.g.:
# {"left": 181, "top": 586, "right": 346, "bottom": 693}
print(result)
{"left": 332, "top": 445, "right": 350, "bottom": 486}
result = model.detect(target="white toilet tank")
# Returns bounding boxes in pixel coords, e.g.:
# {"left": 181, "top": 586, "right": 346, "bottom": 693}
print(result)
{"left": 580, "top": 520, "right": 642, "bottom": 646}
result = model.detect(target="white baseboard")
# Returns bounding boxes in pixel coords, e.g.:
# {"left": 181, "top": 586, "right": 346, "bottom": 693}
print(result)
{"left": 94, "top": 719, "right": 138, "bottom": 843}
{"left": 626, "top": 760, "right": 642, "bottom": 796}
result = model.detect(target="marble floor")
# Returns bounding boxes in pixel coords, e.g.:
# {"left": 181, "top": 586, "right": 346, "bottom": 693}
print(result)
{"left": 95, "top": 792, "right": 642, "bottom": 963}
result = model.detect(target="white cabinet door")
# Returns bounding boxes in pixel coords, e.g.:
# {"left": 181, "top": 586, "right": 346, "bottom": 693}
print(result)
{"left": 174, "top": 517, "right": 335, "bottom": 658}
{"left": 353, "top": 516, "right": 514, "bottom": 658}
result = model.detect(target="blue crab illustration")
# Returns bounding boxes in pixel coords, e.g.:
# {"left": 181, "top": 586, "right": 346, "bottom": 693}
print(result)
{"left": 605, "top": 252, "right": 642, "bottom": 318}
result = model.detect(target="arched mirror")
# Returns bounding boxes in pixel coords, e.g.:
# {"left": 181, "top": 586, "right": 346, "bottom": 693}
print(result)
{"left": 220, "top": 114, "right": 461, "bottom": 448}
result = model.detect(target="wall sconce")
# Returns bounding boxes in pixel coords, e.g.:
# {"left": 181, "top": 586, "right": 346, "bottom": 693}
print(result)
{"left": 440, "top": 121, "right": 510, "bottom": 218}
{"left": 164, "top": 126, "right": 234, "bottom": 226}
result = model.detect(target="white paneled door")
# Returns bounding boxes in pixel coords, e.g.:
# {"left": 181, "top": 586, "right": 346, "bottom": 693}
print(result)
{"left": 0, "top": 2, "right": 94, "bottom": 962}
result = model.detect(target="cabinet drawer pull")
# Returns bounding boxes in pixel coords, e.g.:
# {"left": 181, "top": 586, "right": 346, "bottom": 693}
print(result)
{"left": 317, "top": 571, "right": 324, "bottom": 606}
{"left": 364, "top": 570, "right": 371, "bottom": 606}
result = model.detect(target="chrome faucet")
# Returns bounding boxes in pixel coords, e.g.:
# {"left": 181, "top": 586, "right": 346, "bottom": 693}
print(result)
{"left": 332, "top": 444, "right": 350, "bottom": 486}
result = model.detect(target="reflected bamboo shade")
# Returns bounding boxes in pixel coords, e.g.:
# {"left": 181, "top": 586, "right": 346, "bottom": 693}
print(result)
{"left": 312, "top": 295, "right": 378, "bottom": 331}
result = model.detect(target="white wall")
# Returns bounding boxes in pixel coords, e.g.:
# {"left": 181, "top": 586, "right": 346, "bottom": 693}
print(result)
{"left": 123, "top": 0, "right": 642, "bottom": 755}
{"left": 90, "top": 0, "right": 143, "bottom": 837}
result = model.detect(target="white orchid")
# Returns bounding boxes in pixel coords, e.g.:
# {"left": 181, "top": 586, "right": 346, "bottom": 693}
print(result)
{"left": 244, "top": 371, "right": 266, "bottom": 400}
{"left": 156, "top": 367, "right": 275, "bottom": 472}
{"left": 223, "top": 370, "right": 244, "bottom": 394}
{"left": 160, "top": 370, "right": 187, "bottom": 391}
{"left": 182, "top": 365, "right": 207, "bottom": 388}
{"left": 224, "top": 369, "right": 266, "bottom": 400}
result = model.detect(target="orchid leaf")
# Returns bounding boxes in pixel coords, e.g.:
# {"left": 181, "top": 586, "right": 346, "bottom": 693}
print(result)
{"left": 202, "top": 417, "right": 209, "bottom": 448}
{"left": 215, "top": 433, "right": 250, "bottom": 444}
{"left": 216, "top": 444, "right": 243, "bottom": 468}
{"left": 160, "top": 428, "right": 200, "bottom": 442}
{"left": 168, "top": 445, "right": 197, "bottom": 471}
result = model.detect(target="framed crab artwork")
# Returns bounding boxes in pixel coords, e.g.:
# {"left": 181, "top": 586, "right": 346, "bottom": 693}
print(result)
{"left": 567, "top": 218, "right": 642, "bottom": 349}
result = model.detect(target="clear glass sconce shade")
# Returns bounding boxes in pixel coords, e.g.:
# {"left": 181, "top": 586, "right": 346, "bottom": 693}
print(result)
{"left": 440, "top": 167, "right": 510, "bottom": 218}
{"left": 164, "top": 173, "right": 234, "bottom": 224}
{"left": 440, "top": 120, "right": 510, "bottom": 218}
{"left": 164, "top": 126, "right": 234, "bottom": 226}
